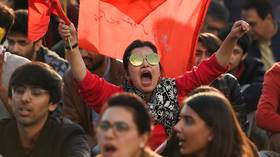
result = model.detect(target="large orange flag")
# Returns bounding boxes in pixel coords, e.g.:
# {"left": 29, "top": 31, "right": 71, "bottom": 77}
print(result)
{"left": 28, "top": 0, "right": 71, "bottom": 42}
{"left": 78, "top": 0, "right": 210, "bottom": 77}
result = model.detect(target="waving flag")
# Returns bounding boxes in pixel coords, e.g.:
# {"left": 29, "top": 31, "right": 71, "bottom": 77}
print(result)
{"left": 28, "top": 0, "right": 71, "bottom": 42}
{"left": 78, "top": 0, "right": 210, "bottom": 77}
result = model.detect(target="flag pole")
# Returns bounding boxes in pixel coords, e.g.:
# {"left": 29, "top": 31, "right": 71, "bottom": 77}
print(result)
{"left": 63, "top": 0, "right": 67, "bottom": 16}
{"left": 63, "top": 0, "right": 72, "bottom": 51}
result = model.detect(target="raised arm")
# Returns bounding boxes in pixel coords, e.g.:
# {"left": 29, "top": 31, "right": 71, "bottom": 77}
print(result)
{"left": 58, "top": 19, "right": 86, "bottom": 82}
{"left": 215, "top": 20, "right": 250, "bottom": 67}
{"left": 176, "top": 21, "right": 250, "bottom": 95}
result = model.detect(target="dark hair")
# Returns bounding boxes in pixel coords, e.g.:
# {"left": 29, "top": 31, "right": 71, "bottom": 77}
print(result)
{"left": 0, "top": 2, "right": 15, "bottom": 32}
{"left": 8, "top": 9, "right": 27, "bottom": 36}
{"left": 242, "top": 0, "right": 273, "bottom": 19}
{"left": 198, "top": 33, "right": 222, "bottom": 56}
{"left": 122, "top": 40, "right": 162, "bottom": 73}
{"left": 104, "top": 92, "right": 152, "bottom": 135}
{"left": 8, "top": 62, "right": 62, "bottom": 104}
{"left": 188, "top": 85, "right": 222, "bottom": 96}
{"left": 182, "top": 91, "right": 255, "bottom": 157}
{"left": 207, "top": 1, "right": 230, "bottom": 22}
{"left": 219, "top": 24, "right": 252, "bottom": 54}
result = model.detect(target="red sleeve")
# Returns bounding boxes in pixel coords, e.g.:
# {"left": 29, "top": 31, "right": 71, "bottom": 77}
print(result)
{"left": 256, "top": 63, "right": 280, "bottom": 132}
{"left": 176, "top": 54, "right": 228, "bottom": 97}
{"left": 78, "top": 70, "right": 123, "bottom": 113}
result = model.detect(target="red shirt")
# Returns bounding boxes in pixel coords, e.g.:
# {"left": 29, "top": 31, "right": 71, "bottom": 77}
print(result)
{"left": 256, "top": 62, "right": 280, "bottom": 132}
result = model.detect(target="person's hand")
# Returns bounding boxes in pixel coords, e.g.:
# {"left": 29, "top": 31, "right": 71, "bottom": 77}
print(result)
{"left": 58, "top": 18, "right": 78, "bottom": 44}
{"left": 227, "top": 20, "right": 250, "bottom": 40}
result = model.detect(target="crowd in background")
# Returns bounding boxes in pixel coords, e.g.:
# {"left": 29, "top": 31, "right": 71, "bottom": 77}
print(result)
{"left": 0, "top": 0, "right": 280, "bottom": 157}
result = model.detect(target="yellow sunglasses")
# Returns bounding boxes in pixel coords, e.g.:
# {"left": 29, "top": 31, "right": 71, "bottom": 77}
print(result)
{"left": 129, "top": 53, "right": 160, "bottom": 66}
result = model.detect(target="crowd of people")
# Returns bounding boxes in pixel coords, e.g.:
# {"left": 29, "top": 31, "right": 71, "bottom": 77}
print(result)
{"left": 0, "top": 0, "right": 280, "bottom": 157}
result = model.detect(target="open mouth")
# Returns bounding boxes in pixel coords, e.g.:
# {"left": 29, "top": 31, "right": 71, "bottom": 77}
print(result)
{"left": 18, "top": 107, "right": 32, "bottom": 117}
{"left": 140, "top": 70, "right": 152, "bottom": 86}
{"left": 103, "top": 144, "right": 117, "bottom": 157}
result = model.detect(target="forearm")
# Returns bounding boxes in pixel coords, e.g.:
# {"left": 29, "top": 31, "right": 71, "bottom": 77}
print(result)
{"left": 215, "top": 36, "right": 237, "bottom": 67}
{"left": 215, "top": 20, "right": 249, "bottom": 67}
{"left": 65, "top": 47, "right": 87, "bottom": 82}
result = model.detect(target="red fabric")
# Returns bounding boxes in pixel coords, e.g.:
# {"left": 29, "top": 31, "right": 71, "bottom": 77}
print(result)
{"left": 78, "top": 0, "right": 210, "bottom": 77}
{"left": 78, "top": 54, "right": 227, "bottom": 149}
{"left": 232, "top": 62, "right": 245, "bottom": 79}
{"left": 256, "top": 63, "right": 280, "bottom": 132}
{"left": 28, "top": 0, "right": 71, "bottom": 42}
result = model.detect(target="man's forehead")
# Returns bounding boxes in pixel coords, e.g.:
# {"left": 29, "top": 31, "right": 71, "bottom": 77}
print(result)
{"left": 241, "top": 8, "right": 260, "bottom": 20}
{"left": 7, "top": 33, "right": 28, "bottom": 40}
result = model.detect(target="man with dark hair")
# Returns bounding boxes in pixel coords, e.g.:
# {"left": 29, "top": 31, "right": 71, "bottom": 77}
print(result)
{"left": 219, "top": 25, "right": 267, "bottom": 149}
{"left": 0, "top": 2, "right": 30, "bottom": 120}
{"left": 6, "top": 9, "right": 69, "bottom": 76}
{"left": 202, "top": 1, "right": 230, "bottom": 36}
{"left": 219, "top": 24, "right": 265, "bottom": 114}
{"left": 0, "top": 62, "right": 90, "bottom": 157}
{"left": 241, "top": 0, "right": 280, "bottom": 70}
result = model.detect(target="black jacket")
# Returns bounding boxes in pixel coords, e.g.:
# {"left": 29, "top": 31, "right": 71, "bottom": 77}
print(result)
{"left": 0, "top": 116, "right": 90, "bottom": 157}
{"left": 237, "top": 57, "right": 265, "bottom": 113}
{"left": 211, "top": 73, "right": 247, "bottom": 131}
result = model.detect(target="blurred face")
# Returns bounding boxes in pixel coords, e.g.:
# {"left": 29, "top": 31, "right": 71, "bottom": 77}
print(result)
{"left": 127, "top": 46, "right": 161, "bottom": 94}
{"left": 241, "top": 8, "right": 272, "bottom": 41}
{"left": 0, "top": 0, "right": 14, "bottom": 8}
{"left": 97, "top": 106, "right": 148, "bottom": 157}
{"left": 9, "top": 85, "right": 57, "bottom": 127}
{"left": 229, "top": 45, "right": 247, "bottom": 71}
{"left": 195, "top": 42, "right": 210, "bottom": 66}
{"left": 174, "top": 105, "right": 212, "bottom": 156}
{"left": 7, "top": 33, "right": 35, "bottom": 60}
{"left": 80, "top": 49, "right": 105, "bottom": 71}
{"left": 205, "top": 16, "right": 226, "bottom": 36}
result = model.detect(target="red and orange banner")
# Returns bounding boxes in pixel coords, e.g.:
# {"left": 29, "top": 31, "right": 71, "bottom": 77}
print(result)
{"left": 78, "top": 0, "right": 210, "bottom": 77}
{"left": 28, "top": 0, "right": 70, "bottom": 42}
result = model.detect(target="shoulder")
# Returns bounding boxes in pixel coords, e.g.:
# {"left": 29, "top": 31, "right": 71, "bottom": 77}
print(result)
{"left": 49, "top": 117, "right": 85, "bottom": 135}
{"left": 0, "top": 118, "right": 13, "bottom": 127}
{"left": 5, "top": 52, "right": 30, "bottom": 65}
{"left": 0, "top": 118, "right": 16, "bottom": 137}
{"left": 266, "top": 62, "right": 280, "bottom": 78}
{"left": 41, "top": 46, "right": 67, "bottom": 62}
{"left": 222, "top": 73, "right": 238, "bottom": 80}
{"left": 244, "top": 57, "right": 264, "bottom": 68}
{"left": 268, "top": 62, "right": 280, "bottom": 72}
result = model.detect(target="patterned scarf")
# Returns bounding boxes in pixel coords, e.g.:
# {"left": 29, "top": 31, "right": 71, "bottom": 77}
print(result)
{"left": 123, "top": 77, "right": 179, "bottom": 135}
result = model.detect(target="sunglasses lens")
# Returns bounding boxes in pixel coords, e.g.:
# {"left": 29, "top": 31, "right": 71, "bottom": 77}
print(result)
{"left": 147, "top": 53, "right": 160, "bottom": 65}
{"left": 129, "top": 54, "right": 143, "bottom": 66}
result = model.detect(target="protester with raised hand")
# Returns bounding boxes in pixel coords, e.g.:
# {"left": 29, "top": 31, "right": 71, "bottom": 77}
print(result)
{"left": 58, "top": 19, "right": 250, "bottom": 149}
